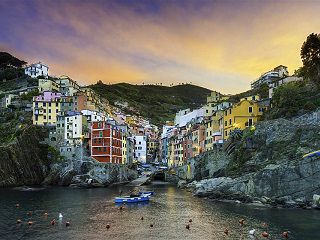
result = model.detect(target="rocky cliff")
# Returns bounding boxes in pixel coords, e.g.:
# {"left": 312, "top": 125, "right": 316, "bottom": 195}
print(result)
{"left": 178, "top": 109, "right": 320, "bottom": 207}
{"left": 0, "top": 125, "right": 51, "bottom": 187}
{"left": 43, "top": 156, "right": 138, "bottom": 187}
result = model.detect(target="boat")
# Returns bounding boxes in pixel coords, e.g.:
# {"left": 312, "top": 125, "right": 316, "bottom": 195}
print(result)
{"left": 114, "top": 194, "right": 151, "bottom": 203}
{"left": 139, "top": 191, "right": 155, "bottom": 196}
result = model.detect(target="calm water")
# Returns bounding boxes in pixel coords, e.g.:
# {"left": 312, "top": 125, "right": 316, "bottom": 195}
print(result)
{"left": 0, "top": 182, "right": 319, "bottom": 240}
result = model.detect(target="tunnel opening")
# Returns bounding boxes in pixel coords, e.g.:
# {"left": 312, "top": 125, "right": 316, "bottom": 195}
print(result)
{"left": 152, "top": 172, "right": 166, "bottom": 181}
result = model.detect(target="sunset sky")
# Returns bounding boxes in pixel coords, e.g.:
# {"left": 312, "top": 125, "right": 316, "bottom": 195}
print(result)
{"left": 1, "top": 0, "right": 319, "bottom": 94}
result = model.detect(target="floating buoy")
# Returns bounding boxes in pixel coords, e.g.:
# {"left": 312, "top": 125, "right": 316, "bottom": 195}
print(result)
{"left": 224, "top": 228, "right": 229, "bottom": 235}
{"left": 186, "top": 224, "right": 190, "bottom": 230}
{"left": 239, "top": 218, "right": 245, "bottom": 225}
{"left": 51, "top": 219, "right": 56, "bottom": 226}
{"left": 249, "top": 229, "right": 256, "bottom": 235}
{"left": 44, "top": 212, "right": 48, "bottom": 217}
{"left": 15, "top": 203, "right": 20, "bottom": 208}
{"left": 28, "top": 221, "right": 33, "bottom": 226}
{"left": 262, "top": 231, "right": 269, "bottom": 238}
{"left": 65, "top": 221, "right": 70, "bottom": 227}
{"left": 189, "top": 219, "right": 192, "bottom": 223}
{"left": 106, "top": 224, "right": 110, "bottom": 229}
{"left": 282, "top": 231, "right": 289, "bottom": 239}
{"left": 141, "top": 217, "right": 144, "bottom": 220}
{"left": 17, "top": 219, "right": 22, "bottom": 224}
{"left": 150, "top": 223, "right": 154, "bottom": 228}
{"left": 59, "top": 213, "right": 63, "bottom": 219}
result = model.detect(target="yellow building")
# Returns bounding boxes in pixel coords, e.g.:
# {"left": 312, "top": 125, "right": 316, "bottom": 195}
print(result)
{"left": 223, "top": 97, "right": 266, "bottom": 140}
{"left": 33, "top": 91, "right": 62, "bottom": 126}
{"left": 122, "top": 135, "right": 127, "bottom": 164}
{"left": 38, "top": 78, "right": 59, "bottom": 93}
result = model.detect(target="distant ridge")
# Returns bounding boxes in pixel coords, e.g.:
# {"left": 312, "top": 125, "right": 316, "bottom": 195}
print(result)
{"left": 90, "top": 82, "right": 212, "bottom": 126}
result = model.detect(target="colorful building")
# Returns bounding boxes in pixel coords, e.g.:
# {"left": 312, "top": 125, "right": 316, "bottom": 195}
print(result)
{"left": 32, "top": 91, "right": 62, "bottom": 126}
{"left": 91, "top": 121, "right": 123, "bottom": 163}
{"left": 223, "top": 96, "right": 266, "bottom": 140}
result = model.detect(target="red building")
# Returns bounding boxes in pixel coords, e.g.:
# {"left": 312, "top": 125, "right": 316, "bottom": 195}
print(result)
{"left": 91, "top": 121, "right": 123, "bottom": 163}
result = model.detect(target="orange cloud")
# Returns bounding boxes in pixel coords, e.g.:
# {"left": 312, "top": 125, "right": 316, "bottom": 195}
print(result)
{"left": 2, "top": 0, "right": 320, "bottom": 93}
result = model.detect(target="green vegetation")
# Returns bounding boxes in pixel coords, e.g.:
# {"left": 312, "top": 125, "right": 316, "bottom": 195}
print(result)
{"left": 267, "top": 81, "right": 320, "bottom": 119}
{"left": 90, "top": 82, "right": 211, "bottom": 125}
{"left": 266, "top": 33, "right": 320, "bottom": 119}
{"left": 301, "top": 33, "right": 320, "bottom": 84}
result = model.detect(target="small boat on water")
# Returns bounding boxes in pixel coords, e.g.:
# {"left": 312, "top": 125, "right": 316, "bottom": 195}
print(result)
{"left": 139, "top": 191, "right": 155, "bottom": 196}
{"left": 114, "top": 194, "right": 151, "bottom": 203}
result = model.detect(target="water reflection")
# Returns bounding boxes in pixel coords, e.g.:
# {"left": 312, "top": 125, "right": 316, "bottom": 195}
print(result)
{"left": 0, "top": 183, "right": 319, "bottom": 240}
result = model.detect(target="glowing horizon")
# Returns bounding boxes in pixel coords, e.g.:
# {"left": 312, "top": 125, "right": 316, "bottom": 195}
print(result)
{"left": 1, "top": 0, "right": 319, "bottom": 94}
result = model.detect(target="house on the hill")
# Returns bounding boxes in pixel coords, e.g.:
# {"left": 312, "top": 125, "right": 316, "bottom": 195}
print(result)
{"left": 24, "top": 62, "right": 49, "bottom": 78}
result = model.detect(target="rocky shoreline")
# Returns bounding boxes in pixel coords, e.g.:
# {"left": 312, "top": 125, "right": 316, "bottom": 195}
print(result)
{"left": 178, "top": 179, "right": 320, "bottom": 210}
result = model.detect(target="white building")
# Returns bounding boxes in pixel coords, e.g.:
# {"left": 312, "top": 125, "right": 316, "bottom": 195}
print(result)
{"left": 25, "top": 62, "right": 49, "bottom": 78}
{"left": 81, "top": 109, "right": 107, "bottom": 123}
{"left": 56, "top": 112, "right": 87, "bottom": 154}
{"left": 251, "top": 65, "right": 289, "bottom": 89}
{"left": 133, "top": 135, "right": 147, "bottom": 163}
{"left": 174, "top": 108, "right": 204, "bottom": 127}
{"left": 0, "top": 94, "right": 18, "bottom": 109}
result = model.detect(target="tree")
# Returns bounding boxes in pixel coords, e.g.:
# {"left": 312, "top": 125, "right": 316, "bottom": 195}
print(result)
{"left": 301, "top": 33, "right": 320, "bottom": 83}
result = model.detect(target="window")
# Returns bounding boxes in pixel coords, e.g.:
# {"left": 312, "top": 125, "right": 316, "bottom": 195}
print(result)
{"left": 229, "top": 119, "right": 232, "bottom": 125}
{"left": 99, "top": 131, "right": 103, "bottom": 137}
{"left": 225, "top": 131, "right": 227, "bottom": 136}
{"left": 49, "top": 116, "right": 51, "bottom": 120}
{"left": 225, "top": 121, "right": 227, "bottom": 126}
{"left": 44, "top": 109, "right": 46, "bottom": 113}
{"left": 229, "top": 109, "right": 232, "bottom": 114}
{"left": 248, "top": 107, "right": 253, "bottom": 113}
{"left": 248, "top": 119, "right": 253, "bottom": 126}
{"left": 49, "top": 109, "right": 51, "bottom": 113}
{"left": 49, "top": 103, "right": 51, "bottom": 107}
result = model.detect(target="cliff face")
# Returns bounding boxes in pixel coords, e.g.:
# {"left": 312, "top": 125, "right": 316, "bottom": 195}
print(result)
{"left": 43, "top": 156, "right": 138, "bottom": 187}
{"left": 0, "top": 125, "right": 51, "bottom": 187}
{"left": 179, "top": 109, "right": 320, "bottom": 206}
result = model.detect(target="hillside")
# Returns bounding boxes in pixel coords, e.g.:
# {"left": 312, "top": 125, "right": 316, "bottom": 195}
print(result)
{"left": 90, "top": 82, "right": 212, "bottom": 125}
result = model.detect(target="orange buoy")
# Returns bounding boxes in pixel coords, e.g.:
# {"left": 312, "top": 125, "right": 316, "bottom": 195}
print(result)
{"left": 65, "top": 221, "right": 70, "bottom": 227}
{"left": 150, "top": 223, "right": 154, "bottom": 228}
{"left": 106, "top": 224, "right": 110, "bottom": 229}
{"left": 262, "top": 231, "right": 269, "bottom": 238}
{"left": 50, "top": 219, "right": 56, "bottom": 226}
{"left": 189, "top": 219, "right": 192, "bottom": 223}
{"left": 186, "top": 224, "right": 190, "bottom": 230}
{"left": 17, "top": 219, "right": 22, "bottom": 224}
{"left": 239, "top": 218, "right": 245, "bottom": 225}
{"left": 28, "top": 221, "right": 33, "bottom": 226}
{"left": 224, "top": 228, "right": 229, "bottom": 235}
{"left": 282, "top": 231, "right": 289, "bottom": 238}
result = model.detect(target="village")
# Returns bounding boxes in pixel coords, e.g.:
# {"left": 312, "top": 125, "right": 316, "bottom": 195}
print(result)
{"left": 0, "top": 62, "right": 303, "bottom": 171}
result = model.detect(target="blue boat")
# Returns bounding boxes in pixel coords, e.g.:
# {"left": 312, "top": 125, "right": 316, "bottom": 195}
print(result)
{"left": 114, "top": 194, "right": 150, "bottom": 203}
{"left": 139, "top": 191, "right": 155, "bottom": 196}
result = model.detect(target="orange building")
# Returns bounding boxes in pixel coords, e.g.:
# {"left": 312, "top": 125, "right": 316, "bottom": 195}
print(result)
{"left": 91, "top": 121, "right": 123, "bottom": 163}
